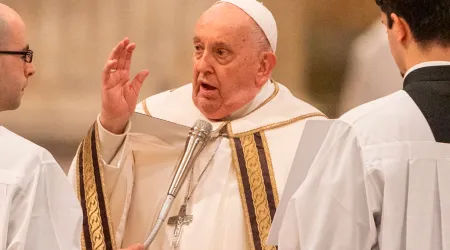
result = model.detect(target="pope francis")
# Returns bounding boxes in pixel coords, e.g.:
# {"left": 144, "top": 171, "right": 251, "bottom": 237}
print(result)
{"left": 68, "top": 1, "right": 325, "bottom": 250}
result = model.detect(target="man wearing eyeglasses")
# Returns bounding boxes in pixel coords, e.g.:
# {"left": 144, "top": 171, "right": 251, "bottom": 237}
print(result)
{"left": 0, "top": 35, "right": 33, "bottom": 109}
{"left": 0, "top": 3, "right": 84, "bottom": 250}
{"left": 0, "top": 4, "right": 146, "bottom": 250}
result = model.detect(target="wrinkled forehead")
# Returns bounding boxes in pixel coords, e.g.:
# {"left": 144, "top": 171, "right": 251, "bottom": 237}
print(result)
{"left": 194, "top": 3, "right": 256, "bottom": 45}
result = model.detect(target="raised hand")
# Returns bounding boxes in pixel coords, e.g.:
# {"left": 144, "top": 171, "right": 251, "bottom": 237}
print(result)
{"left": 100, "top": 37, "right": 150, "bottom": 134}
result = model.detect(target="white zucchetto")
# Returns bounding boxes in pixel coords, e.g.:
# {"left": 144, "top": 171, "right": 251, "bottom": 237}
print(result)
{"left": 216, "top": 0, "right": 278, "bottom": 53}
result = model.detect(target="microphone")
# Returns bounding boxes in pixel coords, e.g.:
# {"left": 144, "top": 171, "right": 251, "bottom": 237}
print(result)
{"left": 143, "top": 119, "right": 213, "bottom": 248}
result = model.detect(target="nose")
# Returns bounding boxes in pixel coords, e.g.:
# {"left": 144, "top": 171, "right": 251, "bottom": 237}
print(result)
{"left": 25, "top": 62, "right": 36, "bottom": 78}
{"left": 194, "top": 51, "right": 214, "bottom": 75}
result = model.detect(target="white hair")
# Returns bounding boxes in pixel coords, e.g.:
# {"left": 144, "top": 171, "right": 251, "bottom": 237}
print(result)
{"left": 251, "top": 22, "right": 272, "bottom": 53}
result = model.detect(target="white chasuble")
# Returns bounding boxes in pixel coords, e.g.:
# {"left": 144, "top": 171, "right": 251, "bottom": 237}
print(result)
{"left": 69, "top": 82, "right": 325, "bottom": 250}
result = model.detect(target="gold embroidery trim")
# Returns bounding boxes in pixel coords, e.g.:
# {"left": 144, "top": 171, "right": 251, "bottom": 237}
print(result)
{"left": 229, "top": 137, "right": 256, "bottom": 250}
{"left": 214, "top": 81, "right": 279, "bottom": 133}
{"left": 249, "top": 81, "right": 279, "bottom": 116}
{"left": 75, "top": 143, "right": 87, "bottom": 250}
{"left": 82, "top": 126, "right": 107, "bottom": 249}
{"left": 240, "top": 134, "right": 276, "bottom": 250}
{"left": 229, "top": 123, "right": 279, "bottom": 250}
{"left": 140, "top": 100, "right": 151, "bottom": 116}
{"left": 228, "top": 112, "right": 326, "bottom": 138}
{"left": 261, "top": 132, "right": 279, "bottom": 205}
{"left": 136, "top": 81, "right": 279, "bottom": 129}
{"left": 94, "top": 123, "right": 117, "bottom": 249}
{"left": 76, "top": 124, "right": 117, "bottom": 250}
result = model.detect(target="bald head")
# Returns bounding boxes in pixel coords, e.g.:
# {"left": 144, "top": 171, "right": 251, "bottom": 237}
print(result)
{"left": 0, "top": 4, "right": 23, "bottom": 49}
{"left": 0, "top": 3, "right": 34, "bottom": 112}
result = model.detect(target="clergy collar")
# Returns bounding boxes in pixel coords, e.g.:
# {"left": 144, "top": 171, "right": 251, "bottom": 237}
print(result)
{"left": 404, "top": 61, "right": 450, "bottom": 78}
{"left": 404, "top": 64, "right": 450, "bottom": 89}
{"left": 402, "top": 64, "right": 450, "bottom": 143}
{"left": 226, "top": 80, "right": 275, "bottom": 120}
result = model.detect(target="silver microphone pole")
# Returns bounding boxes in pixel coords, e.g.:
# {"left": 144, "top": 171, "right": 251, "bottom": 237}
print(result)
{"left": 143, "top": 120, "right": 213, "bottom": 248}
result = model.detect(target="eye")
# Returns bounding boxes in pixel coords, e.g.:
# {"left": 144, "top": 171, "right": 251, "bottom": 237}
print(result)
{"left": 216, "top": 48, "right": 228, "bottom": 57}
{"left": 194, "top": 44, "right": 203, "bottom": 53}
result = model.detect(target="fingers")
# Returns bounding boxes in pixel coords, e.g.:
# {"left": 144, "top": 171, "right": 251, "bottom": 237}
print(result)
{"left": 117, "top": 39, "right": 132, "bottom": 70}
{"left": 102, "top": 59, "right": 118, "bottom": 83}
{"left": 107, "top": 38, "right": 127, "bottom": 62}
{"left": 124, "top": 43, "right": 136, "bottom": 71}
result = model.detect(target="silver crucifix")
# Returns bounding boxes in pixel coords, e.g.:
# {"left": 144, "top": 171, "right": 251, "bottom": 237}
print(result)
{"left": 167, "top": 204, "right": 193, "bottom": 247}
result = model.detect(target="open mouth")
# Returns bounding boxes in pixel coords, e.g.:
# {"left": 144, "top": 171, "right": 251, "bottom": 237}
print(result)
{"left": 201, "top": 82, "right": 217, "bottom": 91}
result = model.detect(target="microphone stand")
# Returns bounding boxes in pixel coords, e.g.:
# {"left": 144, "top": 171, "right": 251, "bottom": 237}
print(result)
{"left": 143, "top": 120, "right": 212, "bottom": 248}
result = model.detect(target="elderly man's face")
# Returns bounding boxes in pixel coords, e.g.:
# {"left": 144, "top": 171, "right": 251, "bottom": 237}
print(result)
{"left": 192, "top": 3, "right": 269, "bottom": 120}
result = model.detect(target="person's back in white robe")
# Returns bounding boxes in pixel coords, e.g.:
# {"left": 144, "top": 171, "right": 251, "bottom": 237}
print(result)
{"left": 278, "top": 63, "right": 450, "bottom": 250}
{"left": 0, "top": 126, "right": 82, "bottom": 250}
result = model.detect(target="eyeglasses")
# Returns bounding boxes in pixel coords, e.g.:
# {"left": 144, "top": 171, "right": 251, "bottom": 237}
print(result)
{"left": 0, "top": 49, "right": 33, "bottom": 63}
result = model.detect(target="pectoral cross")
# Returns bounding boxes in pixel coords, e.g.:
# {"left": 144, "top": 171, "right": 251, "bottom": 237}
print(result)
{"left": 167, "top": 204, "right": 193, "bottom": 247}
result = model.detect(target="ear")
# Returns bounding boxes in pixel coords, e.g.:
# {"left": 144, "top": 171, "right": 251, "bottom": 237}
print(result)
{"left": 256, "top": 52, "right": 277, "bottom": 87}
{"left": 391, "top": 13, "right": 412, "bottom": 45}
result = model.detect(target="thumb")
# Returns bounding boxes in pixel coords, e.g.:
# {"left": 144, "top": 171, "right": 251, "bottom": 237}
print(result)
{"left": 130, "top": 69, "right": 150, "bottom": 95}
{"left": 124, "top": 70, "right": 149, "bottom": 105}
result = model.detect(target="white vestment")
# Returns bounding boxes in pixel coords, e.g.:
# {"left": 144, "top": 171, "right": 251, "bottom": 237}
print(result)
{"left": 68, "top": 81, "right": 325, "bottom": 250}
{"left": 278, "top": 85, "right": 450, "bottom": 249}
{"left": 0, "top": 126, "right": 82, "bottom": 250}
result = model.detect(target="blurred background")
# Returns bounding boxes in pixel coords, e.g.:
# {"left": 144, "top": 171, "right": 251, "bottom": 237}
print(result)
{"left": 0, "top": 0, "right": 403, "bottom": 171}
